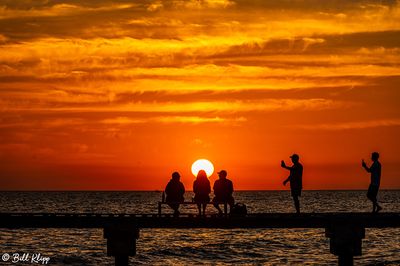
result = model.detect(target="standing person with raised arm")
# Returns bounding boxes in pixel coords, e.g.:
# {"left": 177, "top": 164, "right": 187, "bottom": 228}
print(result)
{"left": 281, "top": 154, "right": 303, "bottom": 214}
{"left": 362, "top": 152, "right": 382, "bottom": 213}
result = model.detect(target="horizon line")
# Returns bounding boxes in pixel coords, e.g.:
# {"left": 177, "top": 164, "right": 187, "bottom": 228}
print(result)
{"left": 1, "top": 189, "right": 399, "bottom": 192}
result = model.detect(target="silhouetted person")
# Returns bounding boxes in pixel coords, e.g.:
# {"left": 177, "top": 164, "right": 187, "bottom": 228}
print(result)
{"left": 165, "top": 172, "right": 185, "bottom": 216}
{"left": 281, "top": 154, "right": 303, "bottom": 214}
{"left": 193, "top": 170, "right": 211, "bottom": 216}
{"left": 213, "top": 170, "right": 234, "bottom": 215}
{"left": 362, "top": 152, "right": 382, "bottom": 213}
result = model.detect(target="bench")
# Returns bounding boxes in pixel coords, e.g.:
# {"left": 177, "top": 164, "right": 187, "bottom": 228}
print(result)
{"left": 157, "top": 201, "right": 229, "bottom": 216}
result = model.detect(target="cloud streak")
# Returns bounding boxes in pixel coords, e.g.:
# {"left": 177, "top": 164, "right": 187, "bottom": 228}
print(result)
{"left": 295, "top": 119, "right": 400, "bottom": 130}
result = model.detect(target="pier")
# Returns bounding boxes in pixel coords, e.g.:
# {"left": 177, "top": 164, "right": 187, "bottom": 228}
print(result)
{"left": 1, "top": 212, "right": 399, "bottom": 265}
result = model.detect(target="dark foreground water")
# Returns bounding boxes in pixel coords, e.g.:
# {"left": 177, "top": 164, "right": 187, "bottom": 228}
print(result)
{"left": 0, "top": 191, "right": 399, "bottom": 265}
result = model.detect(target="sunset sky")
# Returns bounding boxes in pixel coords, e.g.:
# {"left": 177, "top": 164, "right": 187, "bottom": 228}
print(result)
{"left": 1, "top": 0, "right": 399, "bottom": 190}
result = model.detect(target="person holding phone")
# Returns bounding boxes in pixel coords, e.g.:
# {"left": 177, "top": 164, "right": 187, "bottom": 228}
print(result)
{"left": 362, "top": 152, "right": 382, "bottom": 213}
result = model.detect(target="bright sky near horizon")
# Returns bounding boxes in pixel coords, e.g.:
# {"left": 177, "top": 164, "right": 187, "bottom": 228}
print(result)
{"left": 1, "top": 0, "right": 400, "bottom": 190}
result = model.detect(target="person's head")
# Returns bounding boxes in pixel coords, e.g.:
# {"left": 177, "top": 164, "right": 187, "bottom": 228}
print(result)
{"left": 290, "top": 154, "right": 300, "bottom": 163}
{"left": 172, "top": 171, "right": 180, "bottom": 181}
{"left": 196, "top": 170, "right": 208, "bottom": 180}
{"left": 217, "top": 170, "right": 227, "bottom": 179}
{"left": 371, "top": 152, "right": 379, "bottom": 161}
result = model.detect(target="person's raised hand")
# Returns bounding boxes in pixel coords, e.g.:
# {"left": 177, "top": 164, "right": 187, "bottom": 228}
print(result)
{"left": 281, "top": 160, "right": 286, "bottom": 167}
{"left": 362, "top": 159, "right": 367, "bottom": 168}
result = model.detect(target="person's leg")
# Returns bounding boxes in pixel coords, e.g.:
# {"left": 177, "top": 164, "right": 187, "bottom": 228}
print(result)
{"left": 367, "top": 185, "right": 376, "bottom": 212}
{"left": 372, "top": 200, "right": 377, "bottom": 213}
{"left": 370, "top": 193, "right": 377, "bottom": 213}
{"left": 202, "top": 203, "right": 207, "bottom": 216}
{"left": 197, "top": 204, "right": 201, "bottom": 215}
{"left": 168, "top": 203, "right": 176, "bottom": 211}
{"left": 376, "top": 201, "right": 382, "bottom": 212}
{"left": 372, "top": 195, "right": 382, "bottom": 212}
{"left": 214, "top": 203, "right": 223, "bottom": 214}
{"left": 370, "top": 196, "right": 376, "bottom": 212}
{"left": 293, "top": 196, "right": 300, "bottom": 214}
{"left": 228, "top": 197, "right": 235, "bottom": 213}
{"left": 375, "top": 188, "right": 382, "bottom": 212}
{"left": 174, "top": 204, "right": 180, "bottom": 215}
{"left": 368, "top": 198, "right": 376, "bottom": 212}
{"left": 228, "top": 203, "right": 233, "bottom": 214}
{"left": 167, "top": 203, "right": 180, "bottom": 216}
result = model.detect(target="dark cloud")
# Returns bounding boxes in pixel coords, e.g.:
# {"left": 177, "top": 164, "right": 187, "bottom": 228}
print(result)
{"left": 207, "top": 30, "right": 400, "bottom": 61}
{"left": 232, "top": 0, "right": 398, "bottom": 11}
{"left": 1, "top": 0, "right": 397, "bottom": 11}
{"left": 0, "top": 5, "right": 150, "bottom": 41}
{"left": 318, "top": 30, "right": 400, "bottom": 50}
{"left": 2, "top": 0, "right": 398, "bottom": 43}
{"left": 0, "top": 0, "right": 149, "bottom": 10}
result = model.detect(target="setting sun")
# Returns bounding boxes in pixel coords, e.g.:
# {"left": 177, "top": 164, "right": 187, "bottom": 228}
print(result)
{"left": 191, "top": 159, "right": 214, "bottom": 177}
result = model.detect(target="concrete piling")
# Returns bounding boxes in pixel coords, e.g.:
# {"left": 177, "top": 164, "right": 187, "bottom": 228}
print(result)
{"left": 325, "top": 224, "right": 365, "bottom": 266}
{"left": 104, "top": 225, "right": 140, "bottom": 266}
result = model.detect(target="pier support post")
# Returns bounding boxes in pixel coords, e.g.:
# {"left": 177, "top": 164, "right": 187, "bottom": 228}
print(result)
{"left": 325, "top": 224, "right": 365, "bottom": 266}
{"left": 104, "top": 225, "right": 140, "bottom": 266}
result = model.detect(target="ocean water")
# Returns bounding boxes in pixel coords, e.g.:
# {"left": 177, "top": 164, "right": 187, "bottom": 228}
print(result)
{"left": 0, "top": 191, "right": 399, "bottom": 265}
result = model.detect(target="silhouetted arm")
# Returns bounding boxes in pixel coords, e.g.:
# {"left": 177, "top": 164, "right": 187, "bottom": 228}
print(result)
{"left": 363, "top": 165, "right": 371, "bottom": 172}
{"left": 281, "top": 160, "right": 292, "bottom": 171}
{"left": 165, "top": 183, "right": 171, "bottom": 195}
{"left": 283, "top": 176, "right": 290, "bottom": 186}
{"left": 180, "top": 183, "right": 185, "bottom": 201}
{"left": 362, "top": 160, "right": 371, "bottom": 173}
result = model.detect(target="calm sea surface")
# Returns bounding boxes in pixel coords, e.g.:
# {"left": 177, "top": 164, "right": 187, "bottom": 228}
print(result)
{"left": 0, "top": 191, "right": 399, "bottom": 265}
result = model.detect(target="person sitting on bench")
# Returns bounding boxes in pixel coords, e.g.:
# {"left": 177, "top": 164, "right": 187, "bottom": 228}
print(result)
{"left": 213, "top": 170, "right": 234, "bottom": 215}
{"left": 165, "top": 171, "right": 185, "bottom": 216}
{"left": 193, "top": 170, "right": 211, "bottom": 216}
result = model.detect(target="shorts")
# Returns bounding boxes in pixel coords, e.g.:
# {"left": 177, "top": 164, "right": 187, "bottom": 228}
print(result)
{"left": 213, "top": 196, "right": 234, "bottom": 205}
{"left": 291, "top": 189, "right": 301, "bottom": 198}
{"left": 367, "top": 184, "right": 379, "bottom": 200}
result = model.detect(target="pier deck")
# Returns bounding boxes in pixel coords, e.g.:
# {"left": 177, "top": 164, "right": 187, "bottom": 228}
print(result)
{"left": 1, "top": 212, "right": 399, "bottom": 266}
{"left": 0, "top": 212, "right": 399, "bottom": 228}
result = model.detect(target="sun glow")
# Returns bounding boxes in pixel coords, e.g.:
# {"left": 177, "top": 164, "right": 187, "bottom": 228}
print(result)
{"left": 191, "top": 159, "right": 214, "bottom": 177}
